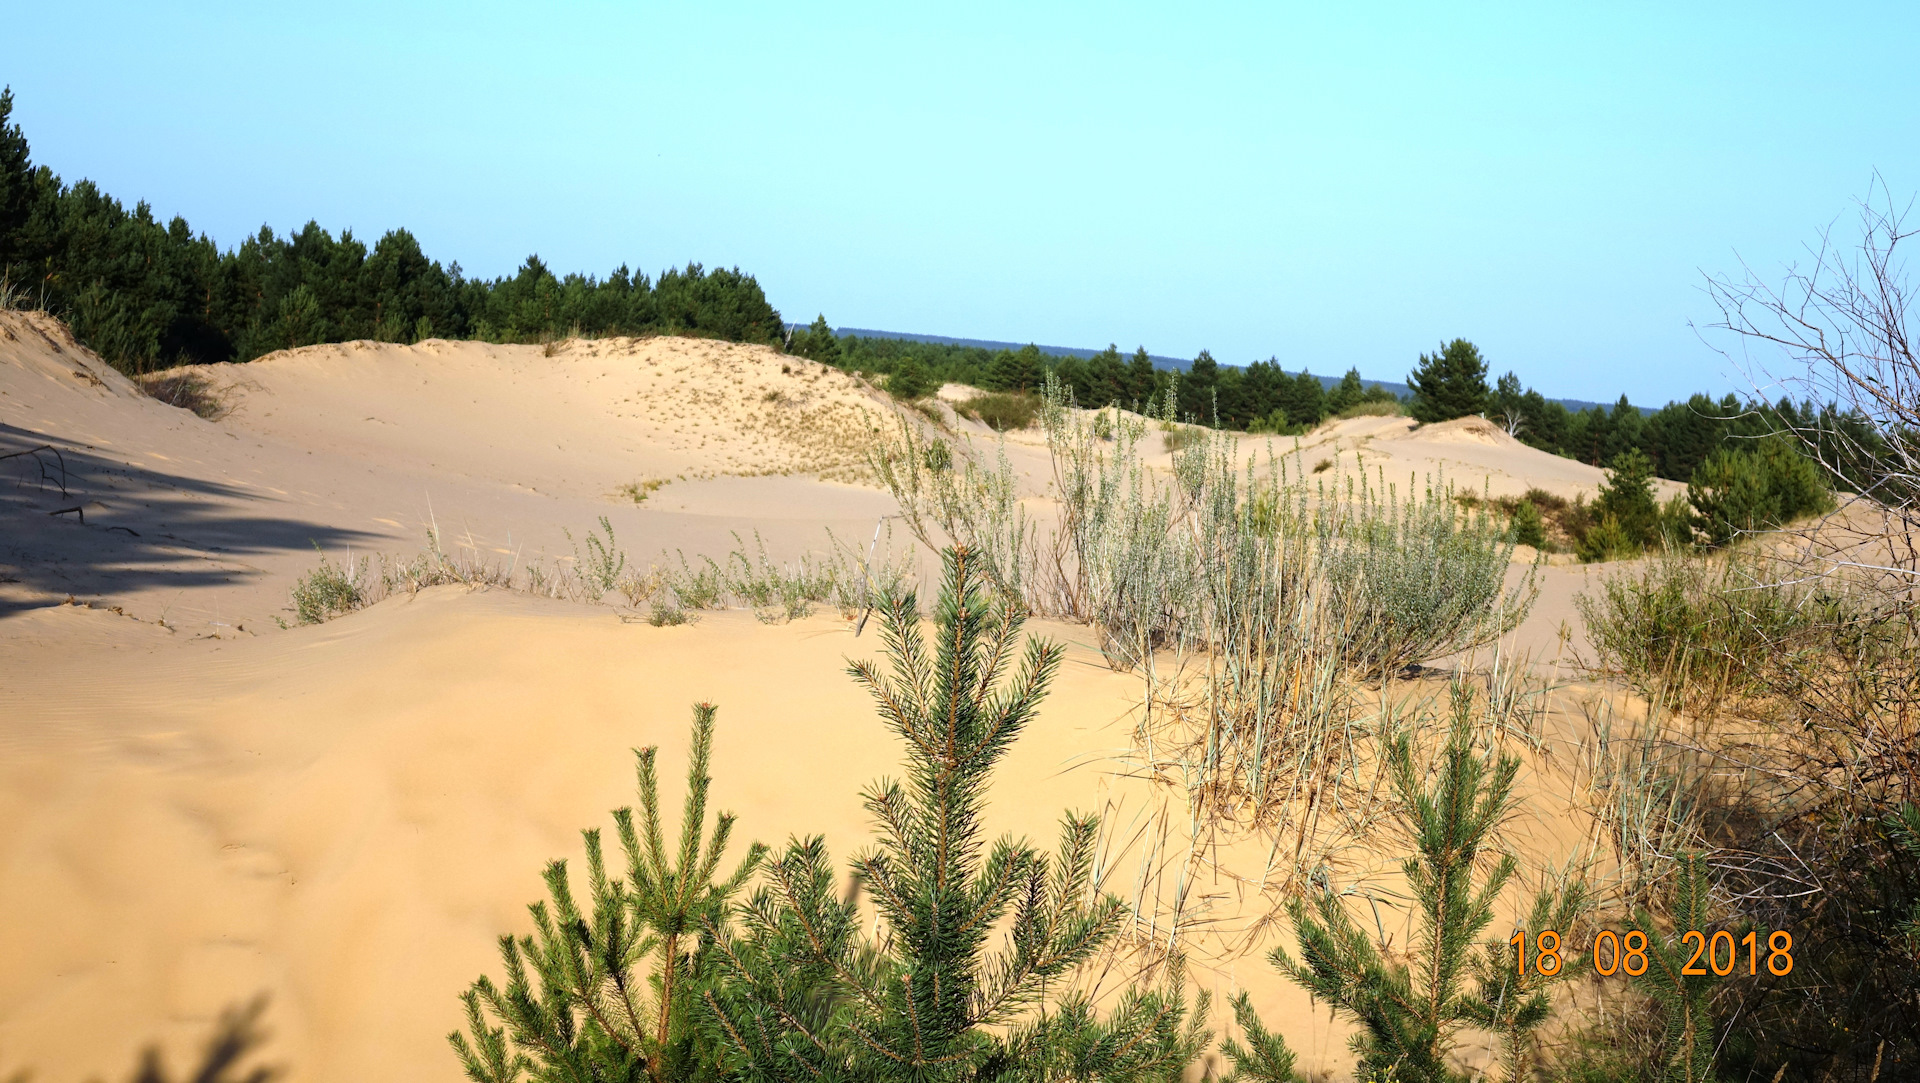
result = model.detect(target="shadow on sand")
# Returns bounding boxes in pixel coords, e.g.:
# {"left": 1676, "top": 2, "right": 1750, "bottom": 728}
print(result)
{"left": 3, "top": 995, "right": 279, "bottom": 1083}
{"left": 0, "top": 422, "right": 382, "bottom": 618}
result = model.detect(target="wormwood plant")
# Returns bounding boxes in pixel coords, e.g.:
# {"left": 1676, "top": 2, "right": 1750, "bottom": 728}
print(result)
{"left": 1230, "top": 686, "right": 1526, "bottom": 1083}
{"left": 700, "top": 547, "right": 1209, "bottom": 1081}
{"left": 290, "top": 546, "right": 364, "bottom": 624}
{"left": 570, "top": 515, "right": 628, "bottom": 599}
{"left": 451, "top": 705, "right": 767, "bottom": 1083}
{"left": 869, "top": 415, "right": 1041, "bottom": 602}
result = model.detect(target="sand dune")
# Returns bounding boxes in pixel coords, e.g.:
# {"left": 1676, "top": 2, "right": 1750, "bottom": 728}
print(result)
{"left": 0, "top": 591, "right": 1199, "bottom": 1080}
{"left": 1, "top": 318, "right": 896, "bottom": 632}
{"left": 3, "top": 317, "right": 1646, "bottom": 1081}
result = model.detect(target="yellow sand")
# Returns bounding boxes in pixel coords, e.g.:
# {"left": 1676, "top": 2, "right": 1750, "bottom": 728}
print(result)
{"left": 2, "top": 314, "right": 1629, "bottom": 1080}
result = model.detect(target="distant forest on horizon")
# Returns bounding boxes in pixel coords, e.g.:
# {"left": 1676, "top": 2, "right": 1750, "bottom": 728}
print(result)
{"left": 0, "top": 87, "right": 1869, "bottom": 486}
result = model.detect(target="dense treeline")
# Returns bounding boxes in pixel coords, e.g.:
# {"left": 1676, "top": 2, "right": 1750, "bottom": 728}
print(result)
{"left": 789, "top": 317, "right": 1397, "bottom": 433}
{"left": 0, "top": 89, "right": 783, "bottom": 373}
{"left": 1409, "top": 338, "right": 1880, "bottom": 488}
{"left": 794, "top": 318, "right": 1870, "bottom": 491}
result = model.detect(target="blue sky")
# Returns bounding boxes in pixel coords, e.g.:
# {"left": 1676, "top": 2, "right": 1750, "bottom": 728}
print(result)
{"left": 8, "top": 2, "right": 1917, "bottom": 403}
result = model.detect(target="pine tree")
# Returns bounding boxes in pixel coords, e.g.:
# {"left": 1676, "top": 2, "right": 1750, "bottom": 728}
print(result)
{"left": 1686, "top": 434, "right": 1833, "bottom": 546}
{"left": 1585, "top": 447, "right": 1660, "bottom": 556}
{"left": 1891, "top": 802, "right": 1920, "bottom": 954}
{"left": 1126, "top": 347, "right": 1157, "bottom": 406}
{"left": 1408, "top": 339, "right": 1490, "bottom": 424}
{"left": 794, "top": 314, "right": 841, "bottom": 366}
{"left": 1626, "top": 854, "right": 1719, "bottom": 1083}
{"left": 989, "top": 345, "right": 1046, "bottom": 394}
{"left": 1219, "top": 993, "right": 1304, "bottom": 1082}
{"left": 451, "top": 704, "right": 767, "bottom": 1083}
{"left": 1085, "top": 344, "right": 1126, "bottom": 405}
{"left": 1245, "top": 683, "right": 1522, "bottom": 1083}
{"left": 0, "top": 86, "right": 35, "bottom": 275}
{"left": 1466, "top": 880, "right": 1589, "bottom": 1082}
{"left": 889, "top": 354, "right": 936, "bottom": 400}
{"left": 1289, "top": 370, "right": 1327, "bottom": 427}
{"left": 1508, "top": 500, "right": 1548, "bottom": 550}
{"left": 702, "top": 548, "right": 1208, "bottom": 1081}
{"left": 1327, "top": 367, "right": 1366, "bottom": 415}
{"left": 1489, "top": 372, "right": 1527, "bottom": 435}
{"left": 1602, "top": 396, "right": 1647, "bottom": 466}
{"left": 1180, "top": 350, "right": 1219, "bottom": 422}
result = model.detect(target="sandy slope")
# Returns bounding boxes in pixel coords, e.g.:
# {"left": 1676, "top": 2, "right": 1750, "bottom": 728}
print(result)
{"left": 3, "top": 317, "right": 1643, "bottom": 1081}
{"left": 0, "top": 588, "right": 1390, "bottom": 1081}
{"left": 0, "top": 317, "right": 895, "bottom": 631}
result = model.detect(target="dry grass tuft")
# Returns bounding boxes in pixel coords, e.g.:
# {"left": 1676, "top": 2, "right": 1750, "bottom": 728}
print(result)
{"left": 616, "top": 478, "right": 667, "bottom": 504}
{"left": 136, "top": 371, "right": 227, "bottom": 419}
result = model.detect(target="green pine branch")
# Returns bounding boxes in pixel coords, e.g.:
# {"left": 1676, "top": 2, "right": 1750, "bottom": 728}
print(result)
{"left": 1219, "top": 991, "right": 1303, "bottom": 1083}
{"left": 1465, "top": 877, "right": 1590, "bottom": 1083}
{"left": 1255, "top": 683, "right": 1523, "bottom": 1083}
{"left": 450, "top": 704, "right": 766, "bottom": 1083}
{"left": 1627, "top": 853, "right": 1719, "bottom": 1083}
{"left": 702, "top": 546, "right": 1209, "bottom": 1082}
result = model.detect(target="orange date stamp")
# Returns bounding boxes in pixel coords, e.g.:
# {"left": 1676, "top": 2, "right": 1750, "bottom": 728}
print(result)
{"left": 1513, "top": 929, "right": 1794, "bottom": 977}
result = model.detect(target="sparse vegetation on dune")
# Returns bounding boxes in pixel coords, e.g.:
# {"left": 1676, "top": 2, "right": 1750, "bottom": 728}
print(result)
{"left": 867, "top": 376, "right": 1543, "bottom": 929}
{"left": 617, "top": 478, "right": 666, "bottom": 504}
{"left": 286, "top": 524, "right": 913, "bottom": 631}
{"left": 14, "top": 81, "right": 1916, "bottom": 1078}
{"left": 248, "top": 200, "right": 1920, "bottom": 1077}
{"left": 839, "top": 232, "right": 1920, "bottom": 1077}
{"left": 457, "top": 551, "right": 1213, "bottom": 1083}
{"left": 875, "top": 376, "right": 1534, "bottom": 679}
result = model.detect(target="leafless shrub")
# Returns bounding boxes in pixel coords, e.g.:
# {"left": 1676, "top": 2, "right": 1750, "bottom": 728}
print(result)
{"left": 1706, "top": 180, "right": 1920, "bottom": 601}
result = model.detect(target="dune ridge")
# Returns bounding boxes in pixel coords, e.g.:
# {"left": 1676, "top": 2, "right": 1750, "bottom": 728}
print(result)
{"left": 4, "top": 314, "right": 1632, "bottom": 1081}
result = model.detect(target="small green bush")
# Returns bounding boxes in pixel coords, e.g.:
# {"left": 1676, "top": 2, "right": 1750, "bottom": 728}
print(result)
{"left": 1587, "top": 448, "right": 1661, "bottom": 555}
{"left": 1687, "top": 434, "right": 1834, "bottom": 546}
{"left": 885, "top": 355, "right": 935, "bottom": 400}
{"left": 616, "top": 478, "right": 665, "bottom": 504}
{"left": 1509, "top": 498, "right": 1547, "bottom": 548}
{"left": 1523, "top": 487, "right": 1568, "bottom": 513}
{"left": 1576, "top": 549, "right": 1845, "bottom": 715}
{"left": 566, "top": 516, "right": 627, "bottom": 599}
{"left": 137, "top": 371, "right": 226, "bottom": 419}
{"left": 1246, "top": 408, "right": 1305, "bottom": 435}
{"left": 1577, "top": 513, "right": 1638, "bottom": 563}
{"left": 1161, "top": 425, "right": 1203, "bottom": 451}
{"left": 291, "top": 551, "right": 364, "bottom": 624}
{"left": 954, "top": 390, "right": 1038, "bottom": 431}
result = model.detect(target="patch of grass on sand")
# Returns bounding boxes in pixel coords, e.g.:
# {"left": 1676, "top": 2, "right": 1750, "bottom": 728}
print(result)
{"left": 617, "top": 478, "right": 666, "bottom": 504}
{"left": 954, "top": 391, "right": 1039, "bottom": 432}
{"left": 1335, "top": 398, "right": 1403, "bottom": 419}
{"left": 137, "top": 371, "right": 226, "bottom": 419}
